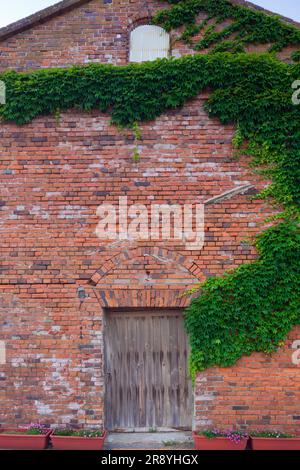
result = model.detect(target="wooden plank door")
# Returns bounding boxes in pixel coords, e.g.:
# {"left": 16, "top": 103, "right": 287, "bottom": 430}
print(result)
{"left": 104, "top": 309, "right": 193, "bottom": 430}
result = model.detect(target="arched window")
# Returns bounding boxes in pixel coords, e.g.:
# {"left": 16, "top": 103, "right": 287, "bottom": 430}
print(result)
{"left": 129, "top": 25, "right": 170, "bottom": 63}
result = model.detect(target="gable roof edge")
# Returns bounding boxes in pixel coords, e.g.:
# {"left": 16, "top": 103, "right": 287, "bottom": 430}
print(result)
{"left": 231, "top": 0, "right": 300, "bottom": 28}
{"left": 0, "top": 0, "right": 91, "bottom": 42}
{"left": 0, "top": 0, "right": 299, "bottom": 43}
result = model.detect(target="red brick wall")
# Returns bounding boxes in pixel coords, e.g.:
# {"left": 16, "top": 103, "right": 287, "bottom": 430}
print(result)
{"left": 0, "top": 0, "right": 169, "bottom": 71}
{"left": 195, "top": 327, "right": 300, "bottom": 436}
{"left": 0, "top": 0, "right": 299, "bottom": 432}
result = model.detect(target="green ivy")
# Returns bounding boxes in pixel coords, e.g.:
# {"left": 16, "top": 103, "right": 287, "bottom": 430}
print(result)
{"left": 291, "top": 49, "right": 300, "bottom": 62}
{"left": 153, "top": 0, "right": 300, "bottom": 55}
{"left": 186, "top": 221, "right": 300, "bottom": 378}
{"left": 1, "top": 4, "right": 300, "bottom": 376}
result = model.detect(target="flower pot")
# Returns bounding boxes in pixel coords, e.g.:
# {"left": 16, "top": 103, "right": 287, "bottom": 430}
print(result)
{"left": 0, "top": 429, "right": 51, "bottom": 450}
{"left": 193, "top": 433, "right": 248, "bottom": 450}
{"left": 51, "top": 431, "right": 107, "bottom": 450}
{"left": 251, "top": 437, "right": 300, "bottom": 450}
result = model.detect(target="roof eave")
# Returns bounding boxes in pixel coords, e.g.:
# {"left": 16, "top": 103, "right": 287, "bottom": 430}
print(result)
{"left": 0, "top": 0, "right": 299, "bottom": 43}
{"left": 0, "top": 0, "right": 91, "bottom": 42}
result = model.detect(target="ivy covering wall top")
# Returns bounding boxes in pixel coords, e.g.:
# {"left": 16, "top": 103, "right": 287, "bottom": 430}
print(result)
{"left": 0, "top": 0, "right": 299, "bottom": 376}
{"left": 153, "top": 0, "right": 300, "bottom": 56}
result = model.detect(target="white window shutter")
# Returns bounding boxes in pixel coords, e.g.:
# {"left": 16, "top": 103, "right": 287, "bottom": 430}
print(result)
{"left": 129, "top": 25, "right": 170, "bottom": 63}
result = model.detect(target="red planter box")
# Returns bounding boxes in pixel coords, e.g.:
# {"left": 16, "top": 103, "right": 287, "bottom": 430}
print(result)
{"left": 51, "top": 431, "right": 107, "bottom": 450}
{"left": 193, "top": 433, "right": 248, "bottom": 450}
{"left": 251, "top": 437, "right": 300, "bottom": 450}
{"left": 0, "top": 429, "right": 51, "bottom": 450}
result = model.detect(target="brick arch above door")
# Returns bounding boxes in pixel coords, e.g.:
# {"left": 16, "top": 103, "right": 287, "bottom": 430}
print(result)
{"left": 89, "top": 246, "right": 204, "bottom": 286}
{"left": 89, "top": 246, "right": 202, "bottom": 309}
{"left": 93, "top": 287, "right": 195, "bottom": 309}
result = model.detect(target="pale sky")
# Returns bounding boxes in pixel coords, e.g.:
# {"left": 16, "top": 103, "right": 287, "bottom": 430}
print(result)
{"left": 0, "top": 0, "right": 300, "bottom": 28}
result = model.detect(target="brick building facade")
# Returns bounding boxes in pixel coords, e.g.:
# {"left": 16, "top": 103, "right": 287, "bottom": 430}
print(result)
{"left": 0, "top": 0, "right": 299, "bottom": 433}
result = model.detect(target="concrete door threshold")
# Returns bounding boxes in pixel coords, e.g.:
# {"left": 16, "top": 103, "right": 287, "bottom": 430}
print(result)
{"left": 104, "top": 431, "right": 193, "bottom": 450}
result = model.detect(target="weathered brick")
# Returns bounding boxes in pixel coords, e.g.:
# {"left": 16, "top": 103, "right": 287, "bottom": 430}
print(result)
{"left": 0, "top": 0, "right": 299, "bottom": 434}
